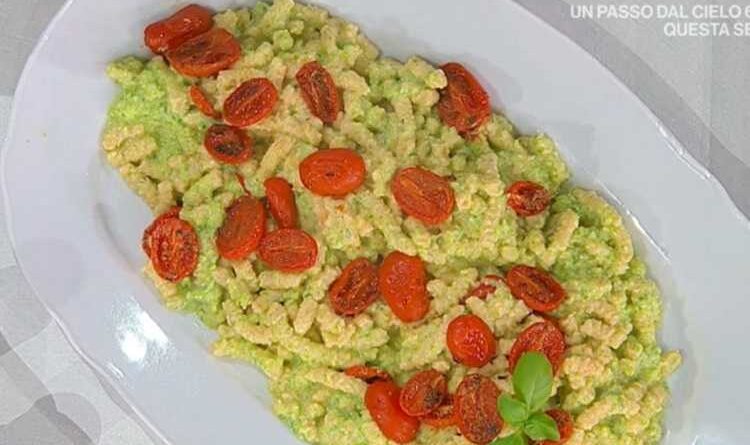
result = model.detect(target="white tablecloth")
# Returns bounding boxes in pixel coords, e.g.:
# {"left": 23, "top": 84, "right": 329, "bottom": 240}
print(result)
{"left": 1, "top": 0, "right": 749, "bottom": 443}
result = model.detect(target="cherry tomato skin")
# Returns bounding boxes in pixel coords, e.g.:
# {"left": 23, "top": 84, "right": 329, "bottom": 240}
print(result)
{"left": 142, "top": 206, "right": 181, "bottom": 258}
{"left": 143, "top": 214, "right": 200, "bottom": 282}
{"left": 438, "top": 63, "right": 491, "bottom": 135}
{"left": 144, "top": 4, "right": 213, "bottom": 54}
{"left": 446, "top": 314, "right": 497, "bottom": 368}
{"left": 189, "top": 85, "right": 219, "bottom": 118}
{"left": 455, "top": 374, "right": 503, "bottom": 445}
{"left": 464, "top": 275, "right": 504, "bottom": 302}
{"left": 299, "top": 149, "right": 366, "bottom": 198}
{"left": 236, "top": 173, "right": 249, "bottom": 194}
{"left": 165, "top": 28, "right": 241, "bottom": 78}
{"left": 296, "top": 61, "right": 342, "bottom": 124}
{"left": 506, "top": 181, "right": 551, "bottom": 217}
{"left": 223, "top": 78, "right": 279, "bottom": 127}
{"left": 378, "top": 251, "right": 430, "bottom": 323}
{"left": 264, "top": 177, "right": 298, "bottom": 229}
{"left": 421, "top": 395, "right": 458, "bottom": 428}
{"left": 506, "top": 265, "right": 566, "bottom": 313}
{"left": 344, "top": 365, "right": 391, "bottom": 384}
{"left": 540, "top": 409, "right": 574, "bottom": 445}
{"left": 391, "top": 167, "right": 455, "bottom": 226}
{"left": 258, "top": 228, "right": 318, "bottom": 273}
{"left": 508, "top": 320, "right": 566, "bottom": 374}
{"left": 365, "top": 380, "right": 421, "bottom": 444}
{"left": 204, "top": 124, "right": 252, "bottom": 164}
{"left": 216, "top": 195, "right": 266, "bottom": 260}
{"left": 329, "top": 258, "right": 379, "bottom": 316}
{"left": 399, "top": 370, "right": 448, "bottom": 417}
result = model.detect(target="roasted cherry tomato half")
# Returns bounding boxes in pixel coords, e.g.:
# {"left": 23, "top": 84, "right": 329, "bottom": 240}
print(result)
{"left": 299, "top": 148, "right": 366, "bottom": 198}
{"left": 258, "top": 228, "right": 318, "bottom": 273}
{"left": 223, "top": 78, "right": 279, "bottom": 127}
{"left": 508, "top": 320, "right": 566, "bottom": 374}
{"left": 144, "top": 4, "right": 213, "bottom": 54}
{"left": 399, "top": 369, "right": 447, "bottom": 417}
{"left": 365, "top": 380, "right": 421, "bottom": 444}
{"left": 455, "top": 374, "right": 503, "bottom": 444}
{"left": 264, "top": 177, "right": 298, "bottom": 229}
{"left": 378, "top": 251, "right": 430, "bottom": 323}
{"left": 506, "top": 181, "right": 551, "bottom": 217}
{"left": 204, "top": 124, "right": 252, "bottom": 164}
{"left": 142, "top": 206, "right": 181, "bottom": 258}
{"left": 437, "top": 63, "right": 491, "bottom": 135}
{"left": 189, "top": 85, "right": 219, "bottom": 118}
{"left": 216, "top": 195, "right": 266, "bottom": 260}
{"left": 142, "top": 208, "right": 199, "bottom": 282}
{"left": 391, "top": 167, "right": 455, "bottom": 226}
{"left": 329, "top": 258, "right": 379, "bottom": 316}
{"left": 165, "top": 28, "right": 241, "bottom": 78}
{"left": 296, "top": 61, "right": 342, "bottom": 124}
{"left": 506, "top": 265, "right": 566, "bottom": 313}
{"left": 446, "top": 314, "right": 496, "bottom": 368}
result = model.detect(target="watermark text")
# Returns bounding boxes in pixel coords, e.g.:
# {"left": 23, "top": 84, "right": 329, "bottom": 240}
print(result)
{"left": 570, "top": 4, "right": 750, "bottom": 36}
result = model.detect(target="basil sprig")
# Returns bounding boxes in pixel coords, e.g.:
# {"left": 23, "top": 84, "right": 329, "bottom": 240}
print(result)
{"left": 491, "top": 352, "right": 560, "bottom": 445}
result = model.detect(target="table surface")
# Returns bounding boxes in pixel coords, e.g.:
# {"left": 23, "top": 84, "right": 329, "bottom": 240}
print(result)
{"left": 1, "top": 0, "right": 749, "bottom": 443}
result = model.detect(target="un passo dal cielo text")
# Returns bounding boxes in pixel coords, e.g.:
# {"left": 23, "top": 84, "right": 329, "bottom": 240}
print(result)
{"left": 571, "top": 4, "right": 750, "bottom": 36}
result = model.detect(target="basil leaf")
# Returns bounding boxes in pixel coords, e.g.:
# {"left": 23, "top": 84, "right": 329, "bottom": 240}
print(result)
{"left": 512, "top": 352, "right": 553, "bottom": 412}
{"left": 490, "top": 432, "right": 528, "bottom": 445}
{"left": 497, "top": 394, "right": 529, "bottom": 426}
{"left": 523, "top": 412, "right": 560, "bottom": 442}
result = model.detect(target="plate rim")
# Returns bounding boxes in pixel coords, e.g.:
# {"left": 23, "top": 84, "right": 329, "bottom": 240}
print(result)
{"left": 1, "top": 6, "right": 174, "bottom": 443}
